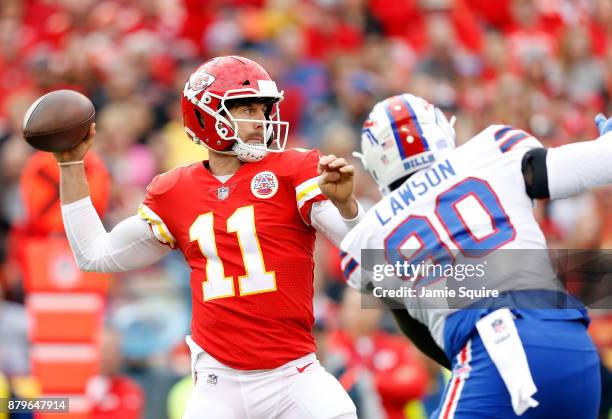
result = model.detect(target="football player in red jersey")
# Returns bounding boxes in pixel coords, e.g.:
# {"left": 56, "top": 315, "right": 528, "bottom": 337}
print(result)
{"left": 54, "top": 56, "right": 360, "bottom": 418}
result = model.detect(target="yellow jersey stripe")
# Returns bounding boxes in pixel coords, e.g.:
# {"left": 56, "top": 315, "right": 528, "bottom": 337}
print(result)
{"left": 296, "top": 183, "right": 321, "bottom": 203}
{"left": 137, "top": 205, "right": 176, "bottom": 247}
{"left": 295, "top": 177, "right": 319, "bottom": 195}
{"left": 297, "top": 188, "right": 323, "bottom": 209}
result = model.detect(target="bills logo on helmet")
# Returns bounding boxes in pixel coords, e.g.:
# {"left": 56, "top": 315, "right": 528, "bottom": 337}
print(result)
{"left": 363, "top": 128, "right": 378, "bottom": 145}
{"left": 404, "top": 154, "right": 435, "bottom": 171}
{"left": 188, "top": 70, "right": 216, "bottom": 94}
{"left": 251, "top": 171, "right": 278, "bottom": 199}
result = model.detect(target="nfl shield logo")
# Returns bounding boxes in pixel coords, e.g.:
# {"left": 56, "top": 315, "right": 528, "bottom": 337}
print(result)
{"left": 452, "top": 362, "right": 471, "bottom": 379}
{"left": 217, "top": 186, "right": 230, "bottom": 200}
{"left": 206, "top": 374, "right": 218, "bottom": 386}
{"left": 491, "top": 318, "right": 506, "bottom": 333}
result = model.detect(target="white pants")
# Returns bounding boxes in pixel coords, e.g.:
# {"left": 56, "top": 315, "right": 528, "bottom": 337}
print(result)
{"left": 182, "top": 337, "right": 357, "bottom": 419}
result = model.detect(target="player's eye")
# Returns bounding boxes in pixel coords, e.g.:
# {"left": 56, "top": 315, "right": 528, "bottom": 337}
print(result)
{"left": 240, "top": 106, "right": 254, "bottom": 115}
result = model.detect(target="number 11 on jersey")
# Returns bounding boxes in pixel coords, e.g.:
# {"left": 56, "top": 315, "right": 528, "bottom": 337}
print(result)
{"left": 189, "top": 205, "right": 276, "bottom": 301}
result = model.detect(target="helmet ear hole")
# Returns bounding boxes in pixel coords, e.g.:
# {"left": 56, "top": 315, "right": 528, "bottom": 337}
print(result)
{"left": 194, "top": 108, "right": 205, "bottom": 129}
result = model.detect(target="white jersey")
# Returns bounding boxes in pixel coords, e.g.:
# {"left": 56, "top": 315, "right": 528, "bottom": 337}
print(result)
{"left": 340, "top": 125, "right": 564, "bottom": 353}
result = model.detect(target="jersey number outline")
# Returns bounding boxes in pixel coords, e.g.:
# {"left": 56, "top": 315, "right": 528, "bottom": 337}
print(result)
{"left": 384, "top": 177, "right": 516, "bottom": 287}
{"left": 189, "top": 205, "right": 276, "bottom": 301}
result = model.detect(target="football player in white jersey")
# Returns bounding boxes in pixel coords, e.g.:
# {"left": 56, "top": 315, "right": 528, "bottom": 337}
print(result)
{"left": 340, "top": 93, "right": 611, "bottom": 418}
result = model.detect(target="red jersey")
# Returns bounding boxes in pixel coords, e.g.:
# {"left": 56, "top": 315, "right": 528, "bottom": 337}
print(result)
{"left": 87, "top": 376, "right": 144, "bottom": 419}
{"left": 138, "top": 149, "right": 326, "bottom": 369}
{"left": 328, "top": 331, "right": 429, "bottom": 419}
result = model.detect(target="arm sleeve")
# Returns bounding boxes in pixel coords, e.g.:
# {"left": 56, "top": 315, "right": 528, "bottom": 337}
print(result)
{"left": 521, "top": 148, "right": 550, "bottom": 199}
{"left": 310, "top": 200, "right": 365, "bottom": 246}
{"left": 546, "top": 131, "right": 612, "bottom": 199}
{"left": 61, "top": 197, "right": 171, "bottom": 272}
{"left": 339, "top": 226, "right": 367, "bottom": 293}
{"left": 389, "top": 309, "right": 451, "bottom": 369}
{"left": 293, "top": 149, "right": 327, "bottom": 225}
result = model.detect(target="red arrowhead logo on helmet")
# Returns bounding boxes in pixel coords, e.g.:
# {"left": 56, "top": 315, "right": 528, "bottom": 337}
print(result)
{"left": 188, "top": 70, "right": 216, "bottom": 93}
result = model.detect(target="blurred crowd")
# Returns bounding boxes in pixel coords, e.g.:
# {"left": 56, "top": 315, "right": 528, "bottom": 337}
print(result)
{"left": 0, "top": 0, "right": 611, "bottom": 418}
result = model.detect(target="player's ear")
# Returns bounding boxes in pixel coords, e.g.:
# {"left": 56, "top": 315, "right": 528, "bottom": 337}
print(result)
{"left": 521, "top": 148, "right": 550, "bottom": 199}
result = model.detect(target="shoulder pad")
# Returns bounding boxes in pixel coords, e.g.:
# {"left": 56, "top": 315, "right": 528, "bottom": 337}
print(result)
{"left": 145, "top": 166, "right": 186, "bottom": 196}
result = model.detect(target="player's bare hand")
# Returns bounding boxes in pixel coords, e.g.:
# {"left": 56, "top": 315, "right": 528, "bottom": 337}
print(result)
{"left": 317, "top": 154, "right": 358, "bottom": 218}
{"left": 54, "top": 123, "right": 96, "bottom": 164}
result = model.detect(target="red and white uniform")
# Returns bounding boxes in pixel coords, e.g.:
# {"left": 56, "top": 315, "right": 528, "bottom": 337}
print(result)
{"left": 60, "top": 147, "right": 359, "bottom": 418}
{"left": 138, "top": 149, "right": 326, "bottom": 370}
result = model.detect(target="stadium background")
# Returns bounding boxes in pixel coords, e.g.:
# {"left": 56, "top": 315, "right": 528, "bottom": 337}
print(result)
{"left": 0, "top": 0, "right": 611, "bottom": 418}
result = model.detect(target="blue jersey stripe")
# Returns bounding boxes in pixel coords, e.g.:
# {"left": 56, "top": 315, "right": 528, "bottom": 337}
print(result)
{"left": 494, "top": 126, "right": 514, "bottom": 141}
{"left": 500, "top": 132, "right": 529, "bottom": 153}
{"left": 343, "top": 258, "right": 359, "bottom": 280}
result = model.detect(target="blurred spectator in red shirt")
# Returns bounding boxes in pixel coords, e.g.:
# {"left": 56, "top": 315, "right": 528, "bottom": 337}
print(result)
{"left": 86, "top": 329, "right": 144, "bottom": 419}
{"left": 327, "top": 288, "right": 430, "bottom": 419}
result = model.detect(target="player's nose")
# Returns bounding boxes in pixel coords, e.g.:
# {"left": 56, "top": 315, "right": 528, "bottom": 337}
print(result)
{"left": 251, "top": 110, "right": 266, "bottom": 131}
{"left": 254, "top": 108, "right": 266, "bottom": 123}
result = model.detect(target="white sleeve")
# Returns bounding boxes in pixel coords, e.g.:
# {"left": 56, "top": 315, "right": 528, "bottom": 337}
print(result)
{"left": 61, "top": 197, "right": 171, "bottom": 272}
{"left": 310, "top": 200, "right": 365, "bottom": 246}
{"left": 547, "top": 131, "right": 612, "bottom": 199}
{"left": 339, "top": 207, "right": 381, "bottom": 295}
{"left": 339, "top": 226, "right": 366, "bottom": 293}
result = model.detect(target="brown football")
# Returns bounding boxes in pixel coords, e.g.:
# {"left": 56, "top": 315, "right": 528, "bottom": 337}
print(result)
{"left": 22, "top": 89, "right": 95, "bottom": 152}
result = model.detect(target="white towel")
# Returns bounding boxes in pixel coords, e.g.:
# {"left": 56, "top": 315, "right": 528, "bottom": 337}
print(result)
{"left": 476, "top": 308, "right": 539, "bottom": 416}
{"left": 185, "top": 335, "right": 204, "bottom": 385}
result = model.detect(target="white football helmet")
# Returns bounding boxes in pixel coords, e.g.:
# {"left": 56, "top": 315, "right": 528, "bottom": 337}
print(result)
{"left": 355, "top": 93, "right": 456, "bottom": 195}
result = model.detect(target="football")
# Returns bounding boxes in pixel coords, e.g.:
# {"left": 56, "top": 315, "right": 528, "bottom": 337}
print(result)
{"left": 22, "top": 89, "right": 95, "bottom": 152}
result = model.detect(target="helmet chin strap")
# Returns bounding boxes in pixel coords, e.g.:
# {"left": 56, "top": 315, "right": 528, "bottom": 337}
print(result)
{"left": 233, "top": 141, "right": 268, "bottom": 162}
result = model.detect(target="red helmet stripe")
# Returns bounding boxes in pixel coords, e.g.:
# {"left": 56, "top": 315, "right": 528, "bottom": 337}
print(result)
{"left": 384, "top": 96, "right": 429, "bottom": 160}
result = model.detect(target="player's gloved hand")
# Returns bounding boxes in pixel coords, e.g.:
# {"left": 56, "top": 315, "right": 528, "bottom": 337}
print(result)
{"left": 595, "top": 114, "right": 612, "bottom": 136}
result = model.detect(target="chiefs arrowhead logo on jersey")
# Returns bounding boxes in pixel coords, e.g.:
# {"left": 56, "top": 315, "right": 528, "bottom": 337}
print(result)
{"left": 251, "top": 171, "right": 278, "bottom": 199}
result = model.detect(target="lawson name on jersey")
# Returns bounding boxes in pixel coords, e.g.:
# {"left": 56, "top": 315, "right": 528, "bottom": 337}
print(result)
{"left": 375, "top": 159, "right": 457, "bottom": 226}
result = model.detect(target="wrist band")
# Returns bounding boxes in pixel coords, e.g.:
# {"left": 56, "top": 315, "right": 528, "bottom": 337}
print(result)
{"left": 58, "top": 160, "right": 84, "bottom": 167}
